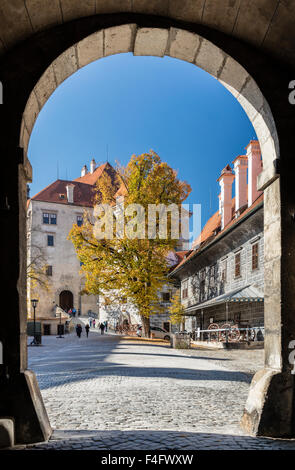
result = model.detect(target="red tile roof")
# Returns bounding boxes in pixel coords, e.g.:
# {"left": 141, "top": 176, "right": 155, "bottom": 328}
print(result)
{"left": 74, "top": 162, "right": 109, "bottom": 185}
{"left": 172, "top": 193, "right": 264, "bottom": 273}
{"left": 30, "top": 162, "right": 124, "bottom": 207}
{"left": 31, "top": 180, "right": 95, "bottom": 207}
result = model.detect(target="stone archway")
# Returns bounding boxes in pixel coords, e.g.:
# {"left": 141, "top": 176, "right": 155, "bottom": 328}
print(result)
{"left": 0, "top": 10, "right": 295, "bottom": 446}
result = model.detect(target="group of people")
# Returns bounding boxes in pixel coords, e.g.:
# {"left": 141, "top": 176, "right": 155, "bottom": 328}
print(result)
{"left": 68, "top": 307, "right": 80, "bottom": 317}
{"left": 75, "top": 320, "right": 108, "bottom": 338}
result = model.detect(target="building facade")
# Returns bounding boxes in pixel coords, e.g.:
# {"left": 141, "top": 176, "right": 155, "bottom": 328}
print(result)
{"left": 27, "top": 159, "right": 184, "bottom": 335}
{"left": 170, "top": 140, "right": 265, "bottom": 338}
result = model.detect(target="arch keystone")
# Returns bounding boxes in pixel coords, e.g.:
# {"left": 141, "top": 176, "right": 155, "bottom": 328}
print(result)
{"left": 134, "top": 28, "right": 169, "bottom": 57}
{"left": 168, "top": 28, "right": 200, "bottom": 63}
{"left": 104, "top": 24, "right": 137, "bottom": 57}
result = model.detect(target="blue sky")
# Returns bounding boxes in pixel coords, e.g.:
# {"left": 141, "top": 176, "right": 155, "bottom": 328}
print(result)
{"left": 28, "top": 52, "right": 256, "bottom": 229}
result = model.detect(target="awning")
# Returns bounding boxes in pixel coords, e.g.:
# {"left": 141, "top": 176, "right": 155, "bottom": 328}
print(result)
{"left": 185, "top": 284, "right": 264, "bottom": 315}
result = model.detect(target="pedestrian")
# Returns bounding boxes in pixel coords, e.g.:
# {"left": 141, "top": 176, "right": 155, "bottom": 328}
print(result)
{"left": 72, "top": 307, "right": 76, "bottom": 317}
{"left": 104, "top": 320, "right": 108, "bottom": 332}
{"left": 75, "top": 324, "right": 82, "bottom": 338}
{"left": 85, "top": 324, "right": 90, "bottom": 338}
{"left": 68, "top": 308, "right": 72, "bottom": 316}
{"left": 89, "top": 318, "right": 92, "bottom": 328}
{"left": 99, "top": 322, "right": 105, "bottom": 335}
{"left": 92, "top": 319, "right": 96, "bottom": 328}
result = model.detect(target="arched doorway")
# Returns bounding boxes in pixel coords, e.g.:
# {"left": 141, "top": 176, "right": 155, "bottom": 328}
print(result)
{"left": 0, "top": 10, "right": 294, "bottom": 446}
{"left": 59, "top": 291, "right": 73, "bottom": 312}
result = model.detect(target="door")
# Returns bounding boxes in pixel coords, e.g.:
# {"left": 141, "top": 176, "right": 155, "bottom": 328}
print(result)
{"left": 43, "top": 324, "right": 51, "bottom": 335}
{"left": 59, "top": 290, "right": 73, "bottom": 312}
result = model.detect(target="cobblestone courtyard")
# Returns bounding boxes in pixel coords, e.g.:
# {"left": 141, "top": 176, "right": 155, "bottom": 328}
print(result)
{"left": 24, "top": 331, "right": 295, "bottom": 450}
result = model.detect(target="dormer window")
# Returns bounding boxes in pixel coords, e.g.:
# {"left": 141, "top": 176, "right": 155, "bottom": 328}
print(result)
{"left": 59, "top": 194, "right": 65, "bottom": 200}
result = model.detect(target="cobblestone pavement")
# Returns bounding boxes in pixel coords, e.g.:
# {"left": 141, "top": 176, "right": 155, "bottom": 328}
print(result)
{"left": 24, "top": 332, "right": 295, "bottom": 450}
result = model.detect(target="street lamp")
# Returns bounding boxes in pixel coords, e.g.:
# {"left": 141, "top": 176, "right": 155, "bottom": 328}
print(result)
{"left": 56, "top": 306, "right": 64, "bottom": 339}
{"left": 29, "top": 298, "right": 40, "bottom": 346}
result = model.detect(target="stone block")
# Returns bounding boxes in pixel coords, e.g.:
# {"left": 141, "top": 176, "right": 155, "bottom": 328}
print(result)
{"left": 0, "top": 0, "right": 33, "bottom": 48}
{"left": 23, "top": 90, "right": 40, "bottom": 135}
{"left": 238, "top": 76, "right": 264, "bottom": 117}
{"left": 77, "top": 30, "right": 104, "bottom": 68}
{"left": 195, "top": 38, "right": 225, "bottom": 78}
{"left": 21, "top": 126, "right": 30, "bottom": 157}
{"left": 168, "top": 28, "right": 200, "bottom": 63}
{"left": 264, "top": 219, "right": 281, "bottom": 263}
{"left": 0, "top": 419, "right": 14, "bottom": 448}
{"left": 25, "top": 0, "right": 62, "bottom": 32}
{"left": 34, "top": 65, "right": 56, "bottom": 109}
{"left": 104, "top": 24, "right": 137, "bottom": 57}
{"left": 202, "top": 0, "right": 240, "bottom": 35}
{"left": 60, "top": 0, "right": 95, "bottom": 22}
{"left": 95, "top": 0, "right": 132, "bottom": 14}
{"left": 168, "top": 0, "right": 204, "bottom": 23}
{"left": 52, "top": 46, "right": 78, "bottom": 86}
{"left": 132, "top": 0, "right": 169, "bottom": 16}
{"left": 257, "top": 137, "right": 279, "bottom": 191}
{"left": 263, "top": 179, "right": 281, "bottom": 226}
{"left": 236, "top": 92, "right": 258, "bottom": 123}
{"left": 134, "top": 27, "right": 169, "bottom": 57}
{"left": 218, "top": 56, "right": 249, "bottom": 95}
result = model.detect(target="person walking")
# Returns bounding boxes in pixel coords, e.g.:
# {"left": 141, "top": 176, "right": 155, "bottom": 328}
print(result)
{"left": 85, "top": 324, "right": 90, "bottom": 338}
{"left": 99, "top": 322, "right": 105, "bottom": 335}
{"left": 72, "top": 307, "right": 76, "bottom": 317}
{"left": 75, "top": 324, "right": 82, "bottom": 338}
{"left": 104, "top": 320, "right": 108, "bottom": 332}
{"left": 92, "top": 319, "right": 96, "bottom": 329}
{"left": 89, "top": 318, "right": 92, "bottom": 328}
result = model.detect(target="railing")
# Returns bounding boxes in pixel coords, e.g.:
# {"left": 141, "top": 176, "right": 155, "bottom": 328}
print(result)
{"left": 192, "top": 326, "right": 265, "bottom": 343}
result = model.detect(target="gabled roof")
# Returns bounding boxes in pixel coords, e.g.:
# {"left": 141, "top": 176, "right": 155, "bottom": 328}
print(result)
{"left": 31, "top": 180, "right": 95, "bottom": 207}
{"left": 171, "top": 193, "right": 263, "bottom": 275}
{"left": 74, "top": 162, "right": 109, "bottom": 185}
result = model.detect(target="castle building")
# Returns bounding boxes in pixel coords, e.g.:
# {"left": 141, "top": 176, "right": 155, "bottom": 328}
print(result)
{"left": 170, "top": 140, "right": 265, "bottom": 338}
{"left": 27, "top": 159, "right": 185, "bottom": 335}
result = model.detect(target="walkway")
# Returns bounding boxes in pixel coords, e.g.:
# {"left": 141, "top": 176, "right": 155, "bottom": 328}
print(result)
{"left": 24, "top": 331, "right": 295, "bottom": 450}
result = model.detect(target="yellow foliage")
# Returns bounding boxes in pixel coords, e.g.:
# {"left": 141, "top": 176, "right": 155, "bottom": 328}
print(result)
{"left": 68, "top": 151, "right": 191, "bottom": 322}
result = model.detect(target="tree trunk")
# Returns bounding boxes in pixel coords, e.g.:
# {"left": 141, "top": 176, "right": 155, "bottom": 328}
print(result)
{"left": 141, "top": 316, "right": 150, "bottom": 337}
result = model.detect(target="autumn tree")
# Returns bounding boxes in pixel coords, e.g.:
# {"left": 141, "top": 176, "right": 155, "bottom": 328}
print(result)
{"left": 168, "top": 291, "right": 185, "bottom": 330}
{"left": 69, "top": 151, "right": 191, "bottom": 336}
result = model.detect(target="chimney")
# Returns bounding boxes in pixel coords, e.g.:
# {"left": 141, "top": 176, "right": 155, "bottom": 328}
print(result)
{"left": 217, "top": 164, "right": 234, "bottom": 230}
{"left": 90, "top": 158, "right": 96, "bottom": 174}
{"left": 218, "top": 193, "right": 222, "bottom": 215}
{"left": 246, "top": 140, "right": 262, "bottom": 207}
{"left": 66, "top": 184, "right": 75, "bottom": 204}
{"left": 232, "top": 155, "right": 248, "bottom": 213}
{"left": 81, "top": 165, "right": 88, "bottom": 177}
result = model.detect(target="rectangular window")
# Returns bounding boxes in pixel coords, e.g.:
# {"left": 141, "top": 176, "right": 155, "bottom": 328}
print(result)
{"left": 235, "top": 252, "right": 241, "bottom": 278}
{"left": 162, "top": 292, "right": 170, "bottom": 302}
{"left": 77, "top": 215, "right": 83, "bottom": 227}
{"left": 221, "top": 259, "right": 227, "bottom": 282}
{"left": 46, "top": 265, "right": 52, "bottom": 276}
{"left": 182, "top": 280, "right": 188, "bottom": 299}
{"left": 47, "top": 235, "right": 54, "bottom": 246}
{"left": 50, "top": 213, "right": 57, "bottom": 224}
{"left": 43, "top": 212, "right": 49, "bottom": 224}
{"left": 43, "top": 212, "right": 57, "bottom": 224}
{"left": 252, "top": 243, "right": 259, "bottom": 270}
